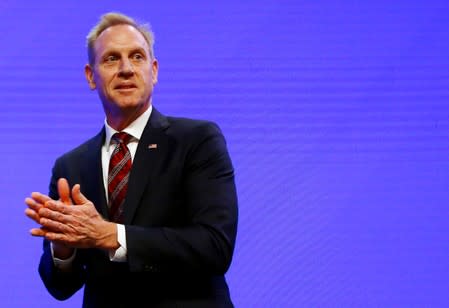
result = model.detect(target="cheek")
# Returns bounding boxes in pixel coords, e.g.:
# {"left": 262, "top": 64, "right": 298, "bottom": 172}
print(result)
{"left": 96, "top": 71, "right": 114, "bottom": 86}
{"left": 140, "top": 73, "right": 153, "bottom": 87}
{"left": 143, "top": 67, "right": 156, "bottom": 82}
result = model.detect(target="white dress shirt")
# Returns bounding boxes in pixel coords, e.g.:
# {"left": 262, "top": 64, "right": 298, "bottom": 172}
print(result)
{"left": 52, "top": 105, "right": 153, "bottom": 268}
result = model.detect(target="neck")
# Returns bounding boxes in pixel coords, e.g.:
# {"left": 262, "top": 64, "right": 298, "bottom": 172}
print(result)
{"left": 106, "top": 104, "right": 150, "bottom": 131}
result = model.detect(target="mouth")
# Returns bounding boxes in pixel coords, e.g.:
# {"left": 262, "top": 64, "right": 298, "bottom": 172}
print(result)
{"left": 114, "top": 83, "right": 137, "bottom": 91}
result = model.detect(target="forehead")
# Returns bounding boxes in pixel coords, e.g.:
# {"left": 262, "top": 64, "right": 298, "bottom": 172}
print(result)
{"left": 94, "top": 24, "right": 149, "bottom": 55}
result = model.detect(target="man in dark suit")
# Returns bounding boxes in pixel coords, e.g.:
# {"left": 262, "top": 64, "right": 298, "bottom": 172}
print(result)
{"left": 24, "top": 12, "right": 238, "bottom": 307}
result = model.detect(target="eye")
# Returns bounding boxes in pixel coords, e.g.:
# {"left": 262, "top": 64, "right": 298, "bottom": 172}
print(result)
{"left": 104, "top": 55, "right": 119, "bottom": 62}
{"left": 131, "top": 53, "right": 145, "bottom": 61}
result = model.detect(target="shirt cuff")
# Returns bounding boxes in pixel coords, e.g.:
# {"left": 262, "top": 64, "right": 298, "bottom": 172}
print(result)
{"left": 51, "top": 243, "right": 76, "bottom": 271}
{"left": 109, "top": 223, "right": 127, "bottom": 262}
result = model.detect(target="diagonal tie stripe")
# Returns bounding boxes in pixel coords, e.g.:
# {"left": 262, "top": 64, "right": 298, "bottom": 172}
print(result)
{"left": 110, "top": 172, "right": 129, "bottom": 201}
{"left": 108, "top": 150, "right": 131, "bottom": 184}
{"left": 108, "top": 132, "right": 132, "bottom": 222}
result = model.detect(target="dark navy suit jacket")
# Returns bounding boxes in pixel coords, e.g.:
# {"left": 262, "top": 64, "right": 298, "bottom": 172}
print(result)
{"left": 38, "top": 108, "right": 238, "bottom": 308}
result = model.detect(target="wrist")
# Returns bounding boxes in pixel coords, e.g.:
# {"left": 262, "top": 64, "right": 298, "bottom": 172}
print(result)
{"left": 98, "top": 221, "right": 120, "bottom": 250}
{"left": 52, "top": 243, "right": 74, "bottom": 259}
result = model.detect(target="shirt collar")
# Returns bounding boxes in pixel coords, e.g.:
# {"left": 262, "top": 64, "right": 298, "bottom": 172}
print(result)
{"left": 104, "top": 105, "right": 153, "bottom": 149}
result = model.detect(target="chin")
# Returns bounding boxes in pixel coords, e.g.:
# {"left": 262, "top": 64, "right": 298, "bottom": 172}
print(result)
{"left": 119, "top": 100, "right": 148, "bottom": 111}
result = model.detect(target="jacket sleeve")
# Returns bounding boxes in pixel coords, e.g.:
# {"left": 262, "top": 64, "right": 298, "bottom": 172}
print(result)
{"left": 38, "top": 159, "right": 86, "bottom": 300}
{"left": 126, "top": 122, "right": 238, "bottom": 274}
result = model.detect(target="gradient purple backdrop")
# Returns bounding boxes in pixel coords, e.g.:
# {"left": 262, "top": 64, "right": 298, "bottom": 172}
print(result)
{"left": 1, "top": 1, "right": 449, "bottom": 307}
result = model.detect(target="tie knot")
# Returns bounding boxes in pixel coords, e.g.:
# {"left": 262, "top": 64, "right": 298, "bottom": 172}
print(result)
{"left": 112, "top": 132, "right": 132, "bottom": 145}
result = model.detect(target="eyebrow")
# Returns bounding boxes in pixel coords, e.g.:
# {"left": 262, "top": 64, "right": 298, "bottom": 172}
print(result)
{"left": 101, "top": 47, "right": 147, "bottom": 58}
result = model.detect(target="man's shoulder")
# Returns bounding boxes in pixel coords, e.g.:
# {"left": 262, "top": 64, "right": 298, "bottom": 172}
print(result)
{"left": 55, "top": 130, "right": 103, "bottom": 163}
{"left": 165, "top": 116, "right": 222, "bottom": 138}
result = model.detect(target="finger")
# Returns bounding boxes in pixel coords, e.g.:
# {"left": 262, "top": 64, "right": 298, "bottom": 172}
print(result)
{"left": 40, "top": 202, "right": 70, "bottom": 220}
{"left": 30, "top": 192, "right": 52, "bottom": 205}
{"left": 72, "top": 184, "right": 89, "bottom": 205}
{"left": 45, "top": 232, "right": 69, "bottom": 243}
{"left": 30, "top": 228, "right": 47, "bottom": 237}
{"left": 40, "top": 217, "right": 70, "bottom": 233}
{"left": 25, "top": 197, "right": 43, "bottom": 212}
{"left": 58, "top": 178, "right": 72, "bottom": 205}
{"left": 24, "top": 208, "right": 41, "bottom": 224}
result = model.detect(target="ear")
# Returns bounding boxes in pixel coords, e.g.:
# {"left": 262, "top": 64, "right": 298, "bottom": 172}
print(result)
{"left": 151, "top": 59, "right": 159, "bottom": 84}
{"left": 84, "top": 64, "right": 96, "bottom": 90}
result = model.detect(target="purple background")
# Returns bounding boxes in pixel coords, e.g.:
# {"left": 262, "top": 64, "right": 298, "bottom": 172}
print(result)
{"left": 1, "top": 1, "right": 449, "bottom": 306}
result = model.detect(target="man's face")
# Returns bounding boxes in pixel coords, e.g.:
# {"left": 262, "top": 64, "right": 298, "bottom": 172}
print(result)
{"left": 85, "top": 24, "right": 158, "bottom": 122}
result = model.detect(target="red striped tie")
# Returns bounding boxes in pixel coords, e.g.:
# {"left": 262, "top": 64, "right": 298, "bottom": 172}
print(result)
{"left": 108, "top": 132, "right": 132, "bottom": 222}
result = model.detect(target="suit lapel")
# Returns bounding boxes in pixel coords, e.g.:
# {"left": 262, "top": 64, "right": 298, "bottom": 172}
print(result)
{"left": 123, "top": 108, "right": 170, "bottom": 224}
{"left": 82, "top": 128, "right": 109, "bottom": 219}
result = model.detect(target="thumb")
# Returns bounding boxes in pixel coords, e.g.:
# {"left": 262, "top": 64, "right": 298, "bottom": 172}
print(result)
{"left": 58, "top": 178, "right": 72, "bottom": 205}
{"left": 71, "top": 184, "right": 89, "bottom": 205}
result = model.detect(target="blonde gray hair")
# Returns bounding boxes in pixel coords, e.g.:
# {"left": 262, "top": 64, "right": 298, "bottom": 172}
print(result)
{"left": 86, "top": 12, "right": 155, "bottom": 65}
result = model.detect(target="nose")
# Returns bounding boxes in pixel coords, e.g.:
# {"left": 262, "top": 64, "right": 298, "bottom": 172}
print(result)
{"left": 118, "top": 59, "right": 134, "bottom": 78}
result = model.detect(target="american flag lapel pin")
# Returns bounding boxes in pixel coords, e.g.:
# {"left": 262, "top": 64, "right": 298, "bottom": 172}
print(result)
{"left": 148, "top": 143, "right": 158, "bottom": 150}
